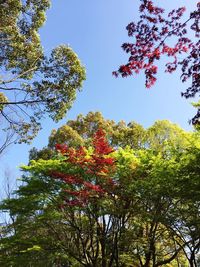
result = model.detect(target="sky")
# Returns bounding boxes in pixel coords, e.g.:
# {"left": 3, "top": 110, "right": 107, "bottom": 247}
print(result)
{"left": 0, "top": 0, "right": 198, "bottom": 185}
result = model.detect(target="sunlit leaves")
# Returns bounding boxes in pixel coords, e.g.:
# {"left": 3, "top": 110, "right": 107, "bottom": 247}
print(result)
{"left": 0, "top": 1, "right": 86, "bottom": 148}
{"left": 114, "top": 0, "right": 200, "bottom": 124}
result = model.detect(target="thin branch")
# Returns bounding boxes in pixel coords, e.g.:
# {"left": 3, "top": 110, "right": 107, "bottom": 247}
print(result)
{"left": 2, "top": 66, "right": 37, "bottom": 84}
{"left": 0, "top": 99, "right": 46, "bottom": 105}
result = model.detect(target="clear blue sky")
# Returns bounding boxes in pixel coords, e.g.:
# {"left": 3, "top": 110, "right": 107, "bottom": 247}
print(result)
{"left": 0, "top": 0, "right": 198, "bottom": 184}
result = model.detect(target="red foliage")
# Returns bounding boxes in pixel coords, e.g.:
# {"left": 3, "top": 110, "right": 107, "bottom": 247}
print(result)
{"left": 113, "top": 0, "right": 200, "bottom": 124}
{"left": 50, "top": 171, "right": 83, "bottom": 185}
{"left": 93, "top": 128, "right": 114, "bottom": 155}
{"left": 51, "top": 129, "right": 116, "bottom": 207}
{"left": 55, "top": 144, "right": 68, "bottom": 154}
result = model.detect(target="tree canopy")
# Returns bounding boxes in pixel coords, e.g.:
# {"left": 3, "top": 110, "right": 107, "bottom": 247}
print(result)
{"left": 1, "top": 1, "right": 200, "bottom": 266}
{"left": 0, "top": 0, "right": 86, "bottom": 152}
{"left": 1, "top": 113, "right": 200, "bottom": 266}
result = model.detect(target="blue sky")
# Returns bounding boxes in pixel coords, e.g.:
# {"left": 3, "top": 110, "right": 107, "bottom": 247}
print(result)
{"left": 0, "top": 0, "right": 198, "bottom": 183}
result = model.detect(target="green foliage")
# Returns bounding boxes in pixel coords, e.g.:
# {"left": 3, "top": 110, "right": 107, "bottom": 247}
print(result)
{"left": 0, "top": 92, "right": 8, "bottom": 111}
{"left": 0, "top": 1, "right": 86, "bottom": 150}
{"left": 49, "top": 111, "right": 146, "bottom": 149}
{"left": 1, "top": 116, "right": 200, "bottom": 266}
{"left": 0, "top": 0, "right": 50, "bottom": 76}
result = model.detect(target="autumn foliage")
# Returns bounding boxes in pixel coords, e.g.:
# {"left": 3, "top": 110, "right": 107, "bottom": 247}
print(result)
{"left": 51, "top": 129, "right": 116, "bottom": 207}
{"left": 113, "top": 0, "right": 200, "bottom": 124}
{"left": 1, "top": 119, "right": 200, "bottom": 266}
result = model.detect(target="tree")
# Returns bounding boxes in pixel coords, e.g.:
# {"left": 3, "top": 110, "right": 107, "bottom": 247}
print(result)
{"left": 1, "top": 114, "right": 200, "bottom": 266}
{"left": 0, "top": 129, "right": 122, "bottom": 266}
{"left": 169, "top": 140, "right": 200, "bottom": 267}
{"left": 0, "top": 0, "right": 86, "bottom": 151}
{"left": 113, "top": 0, "right": 200, "bottom": 124}
{"left": 29, "top": 111, "right": 146, "bottom": 161}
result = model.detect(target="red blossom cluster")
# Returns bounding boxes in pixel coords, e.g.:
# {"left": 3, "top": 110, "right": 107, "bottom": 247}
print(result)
{"left": 113, "top": 0, "right": 200, "bottom": 124}
{"left": 51, "top": 129, "right": 116, "bottom": 207}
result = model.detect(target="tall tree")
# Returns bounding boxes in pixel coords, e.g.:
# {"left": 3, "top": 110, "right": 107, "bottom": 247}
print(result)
{"left": 29, "top": 111, "right": 146, "bottom": 161}
{"left": 113, "top": 0, "right": 200, "bottom": 124}
{"left": 1, "top": 115, "right": 199, "bottom": 266}
{"left": 0, "top": 0, "right": 86, "bottom": 152}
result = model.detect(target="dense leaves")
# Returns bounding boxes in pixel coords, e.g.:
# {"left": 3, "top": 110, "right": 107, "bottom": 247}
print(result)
{"left": 51, "top": 129, "right": 116, "bottom": 207}
{"left": 0, "top": 0, "right": 86, "bottom": 151}
{"left": 1, "top": 115, "right": 200, "bottom": 266}
{"left": 30, "top": 111, "right": 146, "bottom": 161}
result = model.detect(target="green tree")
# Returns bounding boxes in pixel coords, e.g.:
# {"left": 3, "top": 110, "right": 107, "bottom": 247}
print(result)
{"left": 29, "top": 111, "right": 146, "bottom": 161}
{"left": 1, "top": 115, "right": 199, "bottom": 266}
{"left": 0, "top": 0, "right": 86, "bottom": 152}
